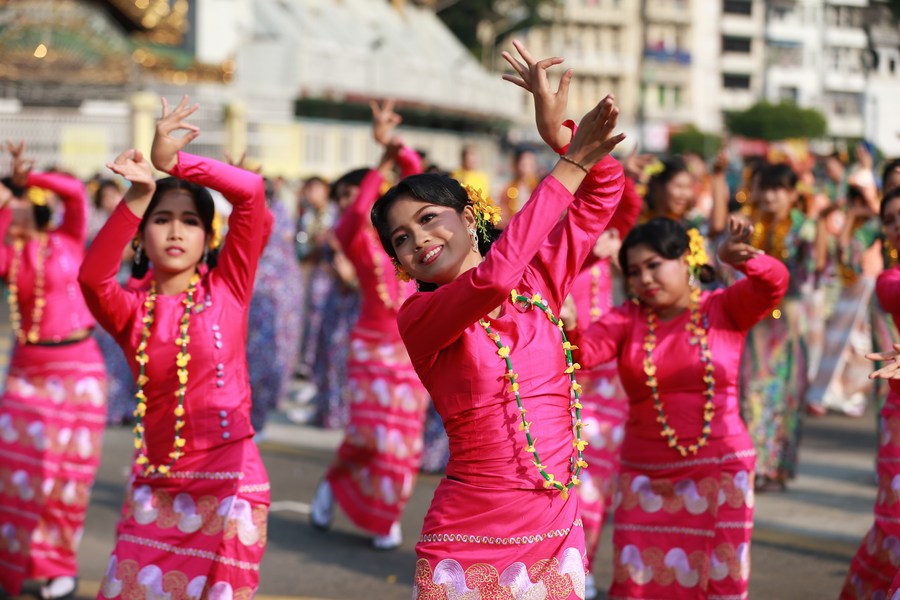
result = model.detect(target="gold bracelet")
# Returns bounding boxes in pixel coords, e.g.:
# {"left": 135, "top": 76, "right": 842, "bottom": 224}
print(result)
{"left": 560, "top": 154, "right": 590, "bottom": 174}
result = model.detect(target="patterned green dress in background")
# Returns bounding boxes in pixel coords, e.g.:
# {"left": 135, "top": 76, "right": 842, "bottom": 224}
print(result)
{"left": 740, "top": 209, "right": 816, "bottom": 487}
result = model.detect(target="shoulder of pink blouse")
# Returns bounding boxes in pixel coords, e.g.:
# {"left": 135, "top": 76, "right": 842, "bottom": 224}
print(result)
{"left": 877, "top": 266, "right": 900, "bottom": 316}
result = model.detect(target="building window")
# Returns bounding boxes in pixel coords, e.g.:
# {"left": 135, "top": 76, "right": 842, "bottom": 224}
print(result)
{"left": 723, "top": 73, "right": 751, "bottom": 89}
{"left": 723, "top": 0, "right": 752, "bottom": 16}
{"left": 722, "top": 35, "right": 752, "bottom": 54}
{"left": 779, "top": 86, "right": 798, "bottom": 103}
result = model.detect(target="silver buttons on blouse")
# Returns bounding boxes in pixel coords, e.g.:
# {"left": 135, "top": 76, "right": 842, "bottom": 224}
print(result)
{"left": 219, "top": 410, "right": 227, "bottom": 418}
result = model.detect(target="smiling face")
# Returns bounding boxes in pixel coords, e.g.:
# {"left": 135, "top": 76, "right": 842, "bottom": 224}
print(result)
{"left": 625, "top": 244, "right": 690, "bottom": 312}
{"left": 140, "top": 189, "right": 207, "bottom": 277}
{"left": 386, "top": 195, "right": 481, "bottom": 286}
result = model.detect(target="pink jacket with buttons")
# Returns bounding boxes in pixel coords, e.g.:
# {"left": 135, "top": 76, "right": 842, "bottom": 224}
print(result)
{"left": 79, "top": 153, "right": 271, "bottom": 458}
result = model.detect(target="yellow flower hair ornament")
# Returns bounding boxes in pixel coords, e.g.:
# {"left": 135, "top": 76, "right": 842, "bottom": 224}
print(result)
{"left": 208, "top": 212, "right": 224, "bottom": 251}
{"left": 391, "top": 258, "right": 411, "bottom": 282}
{"left": 461, "top": 183, "right": 501, "bottom": 244}
{"left": 685, "top": 228, "right": 709, "bottom": 280}
{"left": 26, "top": 187, "right": 49, "bottom": 207}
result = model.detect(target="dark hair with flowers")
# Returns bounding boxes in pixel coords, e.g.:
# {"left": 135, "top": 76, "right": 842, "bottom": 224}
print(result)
{"left": 619, "top": 217, "right": 716, "bottom": 285}
{"left": 371, "top": 173, "right": 500, "bottom": 257}
{"left": 371, "top": 173, "right": 502, "bottom": 292}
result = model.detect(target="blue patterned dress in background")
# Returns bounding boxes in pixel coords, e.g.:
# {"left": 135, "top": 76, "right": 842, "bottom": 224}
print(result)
{"left": 248, "top": 201, "right": 303, "bottom": 433}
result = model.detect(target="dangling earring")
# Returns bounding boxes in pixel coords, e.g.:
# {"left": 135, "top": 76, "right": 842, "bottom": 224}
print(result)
{"left": 468, "top": 226, "right": 478, "bottom": 252}
{"left": 689, "top": 272, "right": 696, "bottom": 288}
{"left": 133, "top": 243, "right": 142, "bottom": 265}
{"left": 202, "top": 246, "right": 209, "bottom": 265}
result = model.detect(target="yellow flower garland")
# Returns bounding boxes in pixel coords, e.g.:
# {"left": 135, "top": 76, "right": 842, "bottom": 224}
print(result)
{"left": 132, "top": 273, "right": 200, "bottom": 476}
{"left": 479, "top": 289, "right": 588, "bottom": 500}
{"left": 8, "top": 234, "right": 48, "bottom": 344}
{"left": 643, "top": 285, "right": 716, "bottom": 457}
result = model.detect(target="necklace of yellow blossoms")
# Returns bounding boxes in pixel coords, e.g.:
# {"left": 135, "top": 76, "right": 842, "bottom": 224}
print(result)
{"left": 8, "top": 233, "right": 48, "bottom": 344}
{"left": 478, "top": 289, "right": 587, "bottom": 500}
{"left": 132, "top": 272, "right": 200, "bottom": 476}
{"left": 644, "top": 284, "right": 716, "bottom": 457}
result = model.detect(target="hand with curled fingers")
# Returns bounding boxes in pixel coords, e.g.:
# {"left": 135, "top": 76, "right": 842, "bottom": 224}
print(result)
{"left": 563, "top": 95, "right": 626, "bottom": 172}
{"left": 151, "top": 96, "right": 201, "bottom": 173}
{"left": 5, "top": 139, "right": 35, "bottom": 189}
{"left": 224, "top": 150, "right": 263, "bottom": 174}
{"left": 717, "top": 216, "right": 762, "bottom": 267}
{"left": 867, "top": 343, "right": 900, "bottom": 380}
{"left": 502, "top": 40, "right": 574, "bottom": 152}
{"left": 371, "top": 99, "right": 403, "bottom": 147}
{"left": 107, "top": 149, "right": 156, "bottom": 204}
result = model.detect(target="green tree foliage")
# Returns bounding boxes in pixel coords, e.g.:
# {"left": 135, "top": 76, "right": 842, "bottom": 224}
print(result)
{"left": 669, "top": 125, "right": 721, "bottom": 157}
{"left": 435, "top": 0, "right": 559, "bottom": 60}
{"left": 724, "top": 101, "right": 827, "bottom": 141}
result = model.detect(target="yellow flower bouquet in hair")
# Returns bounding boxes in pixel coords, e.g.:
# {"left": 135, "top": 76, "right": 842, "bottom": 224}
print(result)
{"left": 461, "top": 184, "right": 501, "bottom": 243}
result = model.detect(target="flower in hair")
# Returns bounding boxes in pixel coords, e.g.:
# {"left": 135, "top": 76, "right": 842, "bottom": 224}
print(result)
{"left": 686, "top": 228, "right": 709, "bottom": 278}
{"left": 208, "top": 212, "right": 224, "bottom": 250}
{"left": 391, "top": 258, "right": 411, "bottom": 282}
{"left": 26, "top": 187, "right": 49, "bottom": 207}
{"left": 461, "top": 183, "right": 501, "bottom": 243}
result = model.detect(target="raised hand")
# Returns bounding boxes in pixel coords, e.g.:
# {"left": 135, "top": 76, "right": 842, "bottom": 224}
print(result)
{"left": 107, "top": 149, "right": 155, "bottom": 201}
{"left": 224, "top": 150, "right": 262, "bottom": 174}
{"left": 151, "top": 96, "right": 200, "bottom": 173}
{"left": 501, "top": 40, "right": 573, "bottom": 152}
{"left": 371, "top": 99, "right": 403, "bottom": 147}
{"left": 717, "top": 215, "right": 762, "bottom": 266}
{"left": 5, "top": 139, "right": 35, "bottom": 188}
{"left": 867, "top": 343, "right": 900, "bottom": 380}
{"left": 622, "top": 147, "right": 656, "bottom": 182}
{"left": 564, "top": 95, "right": 625, "bottom": 171}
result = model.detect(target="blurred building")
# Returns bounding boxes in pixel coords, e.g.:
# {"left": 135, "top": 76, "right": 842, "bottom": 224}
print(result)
{"left": 509, "top": 0, "right": 900, "bottom": 153}
{"left": 0, "top": 0, "right": 519, "bottom": 179}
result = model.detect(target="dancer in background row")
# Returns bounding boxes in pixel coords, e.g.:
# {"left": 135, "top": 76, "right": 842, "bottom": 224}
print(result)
{"left": 79, "top": 96, "right": 271, "bottom": 598}
{"left": 310, "top": 100, "right": 429, "bottom": 550}
{"left": 566, "top": 166, "right": 642, "bottom": 599}
{"left": 740, "top": 163, "right": 818, "bottom": 491}
{"left": 572, "top": 217, "right": 788, "bottom": 599}
{"left": 0, "top": 140, "right": 108, "bottom": 600}
{"left": 245, "top": 173, "right": 303, "bottom": 439}
{"left": 372, "top": 40, "right": 626, "bottom": 597}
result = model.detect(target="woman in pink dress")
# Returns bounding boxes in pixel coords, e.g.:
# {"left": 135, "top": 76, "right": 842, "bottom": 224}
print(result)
{"left": 567, "top": 176, "right": 641, "bottom": 598}
{"left": 842, "top": 186, "right": 900, "bottom": 599}
{"left": 79, "top": 97, "right": 271, "bottom": 599}
{"left": 571, "top": 217, "right": 788, "bottom": 599}
{"left": 370, "top": 46, "right": 627, "bottom": 597}
{"left": 310, "top": 101, "right": 430, "bottom": 549}
{"left": 0, "top": 144, "right": 107, "bottom": 600}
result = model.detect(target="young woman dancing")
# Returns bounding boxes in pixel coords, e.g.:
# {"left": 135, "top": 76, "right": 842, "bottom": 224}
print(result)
{"left": 310, "top": 100, "right": 430, "bottom": 549}
{"left": 370, "top": 43, "right": 626, "bottom": 597}
{"left": 0, "top": 142, "right": 108, "bottom": 600}
{"left": 842, "top": 186, "right": 900, "bottom": 598}
{"left": 79, "top": 97, "right": 271, "bottom": 598}
{"left": 571, "top": 217, "right": 788, "bottom": 598}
